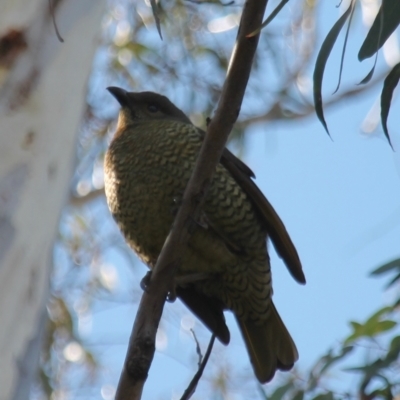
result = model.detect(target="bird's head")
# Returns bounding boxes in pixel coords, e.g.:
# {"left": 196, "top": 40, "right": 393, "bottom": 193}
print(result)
{"left": 107, "top": 87, "right": 192, "bottom": 132}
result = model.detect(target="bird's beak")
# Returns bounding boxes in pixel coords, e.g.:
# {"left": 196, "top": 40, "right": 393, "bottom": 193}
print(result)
{"left": 107, "top": 86, "right": 129, "bottom": 107}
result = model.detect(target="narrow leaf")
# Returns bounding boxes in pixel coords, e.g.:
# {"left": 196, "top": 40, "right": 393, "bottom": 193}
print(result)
{"left": 150, "top": 0, "right": 163, "bottom": 40}
{"left": 385, "top": 335, "right": 400, "bottom": 362}
{"left": 358, "top": 61, "right": 377, "bottom": 85}
{"left": 247, "top": 0, "right": 290, "bottom": 37}
{"left": 370, "top": 258, "right": 400, "bottom": 276}
{"left": 366, "top": 307, "right": 392, "bottom": 323}
{"left": 384, "top": 271, "right": 400, "bottom": 289}
{"left": 313, "top": 393, "right": 335, "bottom": 400}
{"left": 333, "top": 0, "right": 356, "bottom": 94}
{"left": 359, "top": 0, "right": 400, "bottom": 61}
{"left": 319, "top": 346, "right": 353, "bottom": 375}
{"left": 292, "top": 391, "right": 304, "bottom": 400}
{"left": 381, "top": 62, "right": 400, "bottom": 148}
{"left": 313, "top": 2, "right": 353, "bottom": 135}
{"left": 345, "top": 307, "right": 393, "bottom": 344}
{"left": 268, "top": 382, "right": 294, "bottom": 400}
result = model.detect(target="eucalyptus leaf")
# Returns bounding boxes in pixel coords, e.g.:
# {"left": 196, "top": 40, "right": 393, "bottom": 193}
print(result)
{"left": 313, "top": 2, "right": 353, "bottom": 135}
{"left": 358, "top": 0, "right": 400, "bottom": 61}
{"left": 381, "top": 62, "right": 400, "bottom": 148}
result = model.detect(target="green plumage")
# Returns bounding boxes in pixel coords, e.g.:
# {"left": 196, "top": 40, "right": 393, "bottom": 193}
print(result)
{"left": 104, "top": 87, "right": 305, "bottom": 383}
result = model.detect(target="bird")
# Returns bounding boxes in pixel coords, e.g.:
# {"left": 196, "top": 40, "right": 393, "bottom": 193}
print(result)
{"left": 104, "top": 86, "right": 306, "bottom": 383}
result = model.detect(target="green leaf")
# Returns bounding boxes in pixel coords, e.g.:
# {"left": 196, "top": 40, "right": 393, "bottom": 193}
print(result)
{"left": 345, "top": 309, "right": 396, "bottom": 344}
{"left": 384, "top": 335, "right": 400, "bottom": 363}
{"left": 312, "top": 393, "right": 335, "bottom": 400}
{"left": 350, "top": 321, "right": 362, "bottom": 330}
{"left": 150, "top": 0, "right": 163, "bottom": 40}
{"left": 358, "top": 0, "right": 400, "bottom": 61}
{"left": 358, "top": 63, "right": 377, "bottom": 85}
{"left": 375, "top": 320, "right": 397, "bottom": 332}
{"left": 267, "top": 382, "right": 294, "bottom": 400}
{"left": 368, "top": 387, "right": 393, "bottom": 400}
{"left": 393, "top": 297, "right": 400, "bottom": 307}
{"left": 384, "top": 271, "right": 400, "bottom": 289}
{"left": 307, "top": 345, "right": 353, "bottom": 390}
{"left": 346, "top": 347, "right": 399, "bottom": 378}
{"left": 292, "top": 390, "right": 304, "bottom": 400}
{"left": 313, "top": 1, "right": 353, "bottom": 136}
{"left": 333, "top": 1, "right": 356, "bottom": 94}
{"left": 370, "top": 258, "right": 400, "bottom": 276}
{"left": 381, "top": 62, "right": 400, "bottom": 149}
{"left": 368, "top": 307, "right": 392, "bottom": 321}
{"left": 319, "top": 346, "right": 353, "bottom": 375}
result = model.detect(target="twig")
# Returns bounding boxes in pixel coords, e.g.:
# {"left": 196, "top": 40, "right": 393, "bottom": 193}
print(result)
{"left": 190, "top": 329, "right": 203, "bottom": 367}
{"left": 180, "top": 334, "right": 216, "bottom": 400}
{"left": 235, "top": 69, "right": 389, "bottom": 130}
{"left": 114, "top": 1, "right": 269, "bottom": 399}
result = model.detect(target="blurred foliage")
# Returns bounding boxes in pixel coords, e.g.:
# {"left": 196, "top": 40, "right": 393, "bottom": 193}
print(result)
{"left": 34, "top": 0, "right": 400, "bottom": 399}
{"left": 260, "top": 258, "right": 400, "bottom": 400}
{"left": 312, "top": 0, "right": 400, "bottom": 146}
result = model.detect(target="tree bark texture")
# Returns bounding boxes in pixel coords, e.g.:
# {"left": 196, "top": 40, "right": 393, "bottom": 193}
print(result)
{"left": 0, "top": 1, "right": 105, "bottom": 399}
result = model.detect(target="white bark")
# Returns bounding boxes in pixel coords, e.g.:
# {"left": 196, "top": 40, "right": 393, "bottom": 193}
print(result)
{"left": 0, "top": 1, "right": 106, "bottom": 399}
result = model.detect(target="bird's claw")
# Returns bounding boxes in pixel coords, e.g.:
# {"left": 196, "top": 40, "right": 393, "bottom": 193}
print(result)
{"left": 141, "top": 271, "right": 208, "bottom": 302}
{"left": 140, "top": 270, "right": 153, "bottom": 292}
{"left": 141, "top": 270, "right": 177, "bottom": 302}
{"left": 166, "top": 286, "right": 177, "bottom": 303}
{"left": 167, "top": 273, "right": 208, "bottom": 302}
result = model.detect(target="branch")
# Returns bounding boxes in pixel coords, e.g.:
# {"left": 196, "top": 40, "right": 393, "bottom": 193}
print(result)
{"left": 235, "top": 69, "right": 389, "bottom": 130}
{"left": 114, "top": 1, "right": 269, "bottom": 399}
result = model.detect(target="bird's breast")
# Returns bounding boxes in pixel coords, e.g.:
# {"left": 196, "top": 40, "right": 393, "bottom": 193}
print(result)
{"left": 104, "top": 122, "right": 201, "bottom": 266}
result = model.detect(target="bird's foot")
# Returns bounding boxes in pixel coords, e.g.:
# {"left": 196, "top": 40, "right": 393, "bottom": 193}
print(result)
{"left": 140, "top": 271, "right": 209, "bottom": 302}
{"left": 140, "top": 271, "right": 177, "bottom": 302}
{"left": 140, "top": 270, "right": 152, "bottom": 292}
{"left": 166, "top": 286, "right": 177, "bottom": 303}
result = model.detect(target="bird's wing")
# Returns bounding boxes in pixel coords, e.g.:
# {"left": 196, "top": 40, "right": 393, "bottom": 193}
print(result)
{"left": 220, "top": 146, "right": 306, "bottom": 285}
{"left": 176, "top": 286, "right": 230, "bottom": 344}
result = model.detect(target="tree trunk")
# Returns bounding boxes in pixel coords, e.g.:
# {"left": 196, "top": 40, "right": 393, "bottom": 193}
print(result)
{"left": 0, "top": 1, "right": 105, "bottom": 398}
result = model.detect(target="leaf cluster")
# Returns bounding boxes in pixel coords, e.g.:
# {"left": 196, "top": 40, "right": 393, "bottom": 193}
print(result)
{"left": 312, "top": 0, "right": 400, "bottom": 148}
{"left": 263, "top": 258, "right": 400, "bottom": 400}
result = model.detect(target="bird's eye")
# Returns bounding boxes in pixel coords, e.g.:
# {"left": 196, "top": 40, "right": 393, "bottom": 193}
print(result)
{"left": 147, "top": 103, "right": 159, "bottom": 113}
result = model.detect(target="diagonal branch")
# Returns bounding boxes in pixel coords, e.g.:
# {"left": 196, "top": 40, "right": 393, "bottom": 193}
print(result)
{"left": 114, "top": 1, "right": 269, "bottom": 399}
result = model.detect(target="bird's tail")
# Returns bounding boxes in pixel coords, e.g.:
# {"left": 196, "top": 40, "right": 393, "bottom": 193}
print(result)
{"left": 235, "top": 301, "right": 298, "bottom": 383}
